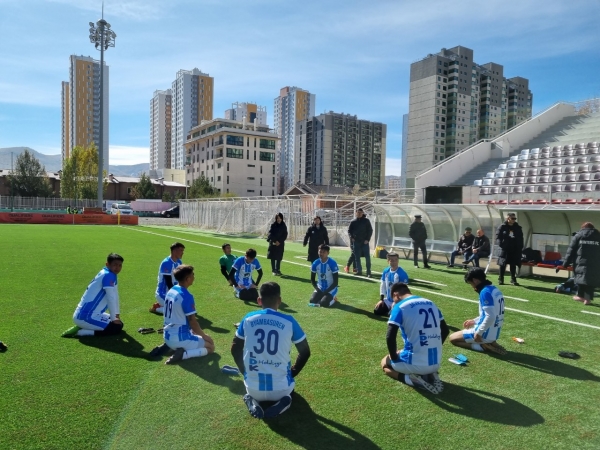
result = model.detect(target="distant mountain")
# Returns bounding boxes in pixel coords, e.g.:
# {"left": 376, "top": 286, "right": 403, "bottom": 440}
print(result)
{"left": 0, "top": 147, "right": 149, "bottom": 177}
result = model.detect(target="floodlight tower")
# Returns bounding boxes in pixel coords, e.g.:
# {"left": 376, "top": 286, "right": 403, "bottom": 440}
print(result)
{"left": 89, "top": 10, "right": 116, "bottom": 208}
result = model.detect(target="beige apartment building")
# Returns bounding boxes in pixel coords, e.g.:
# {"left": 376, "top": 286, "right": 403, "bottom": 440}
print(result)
{"left": 185, "top": 118, "right": 279, "bottom": 197}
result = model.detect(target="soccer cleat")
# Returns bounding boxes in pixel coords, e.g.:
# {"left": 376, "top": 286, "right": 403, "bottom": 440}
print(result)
{"left": 498, "top": 278, "right": 505, "bottom": 285}
{"left": 352, "top": 268, "right": 358, "bottom": 274}
{"left": 424, "top": 265, "right": 432, "bottom": 269}
{"left": 481, "top": 341, "right": 507, "bottom": 355}
{"left": 233, "top": 322, "right": 240, "bottom": 328}
{"left": 149, "top": 343, "right": 169, "bottom": 357}
{"left": 0, "top": 341, "right": 7, "bottom": 352}
{"left": 414, "top": 265, "right": 420, "bottom": 269}
{"left": 243, "top": 394, "right": 264, "bottom": 419}
{"left": 276, "top": 271, "right": 283, "bottom": 276}
{"left": 430, "top": 371, "right": 444, "bottom": 392}
{"left": 61, "top": 325, "right": 81, "bottom": 338}
{"left": 408, "top": 374, "right": 439, "bottom": 394}
{"left": 165, "top": 348, "right": 185, "bottom": 365}
{"left": 510, "top": 279, "right": 520, "bottom": 286}
{"left": 234, "top": 290, "right": 240, "bottom": 299}
{"left": 446, "top": 264, "right": 454, "bottom": 268}
{"left": 344, "top": 266, "right": 350, "bottom": 273}
{"left": 366, "top": 273, "right": 372, "bottom": 278}
{"left": 149, "top": 302, "right": 161, "bottom": 313}
{"left": 264, "top": 394, "right": 292, "bottom": 419}
{"left": 272, "top": 272, "right": 278, "bottom": 276}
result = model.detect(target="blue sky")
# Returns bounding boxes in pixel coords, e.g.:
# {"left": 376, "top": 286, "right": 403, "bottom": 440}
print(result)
{"left": 1, "top": 0, "right": 599, "bottom": 173}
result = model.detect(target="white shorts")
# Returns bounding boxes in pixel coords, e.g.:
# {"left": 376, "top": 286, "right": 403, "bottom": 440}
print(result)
{"left": 165, "top": 334, "right": 206, "bottom": 351}
{"left": 246, "top": 385, "right": 294, "bottom": 402}
{"left": 390, "top": 360, "right": 439, "bottom": 376}
{"left": 155, "top": 293, "right": 165, "bottom": 306}
{"left": 74, "top": 313, "right": 110, "bottom": 331}
{"left": 463, "top": 328, "right": 497, "bottom": 344}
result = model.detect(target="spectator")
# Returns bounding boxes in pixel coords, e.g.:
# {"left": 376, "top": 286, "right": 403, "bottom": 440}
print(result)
{"left": 465, "top": 229, "right": 491, "bottom": 268}
{"left": 409, "top": 215, "right": 430, "bottom": 269}
{"left": 447, "top": 227, "right": 475, "bottom": 268}
{"left": 303, "top": 216, "right": 329, "bottom": 262}
{"left": 495, "top": 213, "right": 523, "bottom": 285}
{"left": 267, "top": 213, "right": 288, "bottom": 276}
{"left": 347, "top": 208, "right": 373, "bottom": 277}
{"left": 563, "top": 222, "right": 600, "bottom": 305}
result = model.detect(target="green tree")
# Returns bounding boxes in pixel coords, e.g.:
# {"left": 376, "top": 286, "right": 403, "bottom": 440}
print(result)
{"left": 162, "top": 190, "right": 174, "bottom": 203}
{"left": 60, "top": 144, "right": 106, "bottom": 200}
{"left": 131, "top": 172, "right": 157, "bottom": 199}
{"left": 188, "top": 175, "right": 218, "bottom": 199}
{"left": 9, "top": 149, "right": 54, "bottom": 197}
{"left": 174, "top": 190, "right": 184, "bottom": 202}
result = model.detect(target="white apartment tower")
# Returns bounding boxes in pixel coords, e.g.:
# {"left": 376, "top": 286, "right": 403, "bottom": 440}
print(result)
{"left": 150, "top": 89, "right": 172, "bottom": 170}
{"left": 274, "top": 86, "right": 315, "bottom": 193}
{"left": 224, "top": 102, "right": 267, "bottom": 125}
{"left": 61, "top": 55, "right": 109, "bottom": 171}
{"left": 171, "top": 68, "right": 213, "bottom": 169}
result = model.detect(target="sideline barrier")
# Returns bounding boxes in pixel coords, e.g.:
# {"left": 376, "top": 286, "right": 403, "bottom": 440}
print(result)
{"left": 0, "top": 212, "right": 138, "bottom": 225}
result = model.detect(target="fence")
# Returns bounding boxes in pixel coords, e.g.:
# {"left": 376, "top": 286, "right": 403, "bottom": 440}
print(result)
{"left": 0, "top": 196, "right": 98, "bottom": 211}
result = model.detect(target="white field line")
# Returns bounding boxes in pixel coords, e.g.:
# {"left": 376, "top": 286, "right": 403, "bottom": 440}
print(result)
{"left": 503, "top": 295, "right": 529, "bottom": 303}
{"left": 581, "top": 310, "right": 600, "bottom": 317}
{"left": 126, "top": 227, "right": 600, "bottom": 331}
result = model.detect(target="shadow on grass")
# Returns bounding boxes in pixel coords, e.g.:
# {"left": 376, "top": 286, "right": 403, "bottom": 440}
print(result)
{"left": 278, "top": 274, "right": 313, "bottom": 285}
{"left": 266, "top": 393, "right": 380, "bottom": 450}
{"left": 410, "top": 280, "right": 441, "bottom": 291}
{"left": 492, "top": 351, "right": 600, "bottom": 381}
{"left": 524, "top": 285, "right": 561, "bottom": 294}
{"left": 334, "top": 303, "right": 388, "bottom": 322}
{"left": 78, "top": 331, "right": 149, "bottom": 359}
{"left": 179, "top": 352, "right": 246, "bottom": 395}
{"left": 424, "top": 383, "right": 545, "bottom": 426}
{"left": 195, "top": 315, "right": 230, "bottom": 334}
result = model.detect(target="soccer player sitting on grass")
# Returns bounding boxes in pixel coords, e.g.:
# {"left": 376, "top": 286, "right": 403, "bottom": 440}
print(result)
{"left": 62, "top": 253, "right": 125, "bottom": 338}
{"left": 374, "top": 252, "right": 409, "bottom": 316}
{"left": 150, "top": 242, "right": 185, "bottom": 314}
{"left": 310, "top": 244, "right": 339, "bottom": 307}
{"left": 231, "top": 282, "right": 311, "bottom": 419}
{"left": 381, "top": 282, "right": 448, "bottom": 394}
{"left": 163, "top": 265, "right": 215, "bottom": 365}
{"left": 229, "top": 248, "right": 263, "bottom": 301}
{"left": 449, "top": 267, "right": 507, "bottom": 355}
{"left": 219, "top": 243, "right": 237, "bottom": 286}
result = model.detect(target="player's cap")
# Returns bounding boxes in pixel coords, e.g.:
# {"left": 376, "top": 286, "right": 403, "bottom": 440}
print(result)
{"left": 414, "top": 215, "right": 422, "bottom": 219}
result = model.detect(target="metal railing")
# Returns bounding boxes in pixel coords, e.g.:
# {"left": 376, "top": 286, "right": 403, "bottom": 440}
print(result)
{"left": 0, "top": 196, "right": 98, "bottom": 211}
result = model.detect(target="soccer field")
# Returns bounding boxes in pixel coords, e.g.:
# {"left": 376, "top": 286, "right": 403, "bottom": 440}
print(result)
{"left": 1, "top": 224, "right": 599, "bottom": 450}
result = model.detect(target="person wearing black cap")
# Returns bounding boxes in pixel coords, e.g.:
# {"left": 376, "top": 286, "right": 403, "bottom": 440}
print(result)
{"left": 495, "top": 213, "right": 523, "bottom": 285}
{"left": 409, "top": 215, "right": 430, "bottom": 269}
{"left": 447, "top": 227, "right": 475, "bottom": 268}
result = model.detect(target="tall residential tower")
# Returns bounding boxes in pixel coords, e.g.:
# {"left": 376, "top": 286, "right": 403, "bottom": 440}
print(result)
{"left": 149, "top": 89, "right": 172, "bottom": 171}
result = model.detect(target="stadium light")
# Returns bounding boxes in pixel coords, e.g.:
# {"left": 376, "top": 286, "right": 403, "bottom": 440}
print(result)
{"left": 89, "top": 12, "right": 116, "bottom": 208}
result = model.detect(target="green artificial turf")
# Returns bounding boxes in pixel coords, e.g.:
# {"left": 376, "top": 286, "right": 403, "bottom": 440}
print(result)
{"left": 1, "top": 224, "right": 599, "bottom": 450}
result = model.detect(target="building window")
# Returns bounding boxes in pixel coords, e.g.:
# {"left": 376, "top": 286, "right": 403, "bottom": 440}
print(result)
{"left": 227, "top": 176, "right": 229, "bottom": 184}
{"left": 247, "top": 189, "right": 254, "bottom": 193}
{"left": 272, "top": 165, "right": 275, "bottom": 175}
{"left": 272, "top": 177, "right": 275, "bottom": 187}
{"left": 226, "top": 147, "right": 243, "bottom": 159}
{"left": 227, "top": 163, "right": 230, "bottom": 171}
{"left": 254, "top": 151, "right": 256, "bottom": 160}
{"left": 217, "top": 163, "right": 222, "bottom": 169}
{"left": 260, "top": 166, "right": 263, "bottom": 174}
{"left": 260, "top": 178, "right": 263, "bottom": 186}
{"left": 254, "top": 138, "right": 257, "bottom": 148}
{"left": 217, "top": 176, "right": 221, "bottom": 181}
{"left": 259, "top": 139, "right": 276, "bottom": 150}
{"left": 248, "top": 164, "right": 255, "bottom": 167}
{"left": 248, "top": 177, "right": 255, "bottom": 180}
{"left": 226, "top": 135, "right": 244, "bottom": 146}
{"left": 260, "top": 152, "right": 275, "bottom": 162}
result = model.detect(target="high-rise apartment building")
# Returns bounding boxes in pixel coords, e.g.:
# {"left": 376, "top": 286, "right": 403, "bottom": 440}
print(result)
{"left": 61, "top": 55, "right": 109, "bottom": 170}
{"left": 171, "top": 68, "right": 213, "bottom": 170}
{"left": 296, "top": 112, "right": 386, "bottom": 191}
{"left": 224, "top": 102, "right": 267, "bottom": 125}
{"left": 405, "top": 46, "right": 532, "bottom": 186}
{"left": 274, "top": 86, "right": 315, "bottom": 193}
{"left": 150, "top": 89, "right": 172, "bottom": 171}
{"left": 401, "top": 113, "right": 409, "bottom": 188}
{"left": 184, "top": 118, "right": 279, "bottom": 197}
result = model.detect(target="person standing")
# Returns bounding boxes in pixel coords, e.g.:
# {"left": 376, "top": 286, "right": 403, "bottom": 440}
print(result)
{"left": 495, "top": 213, "right": 523, "bottom": 285}
{"left": 347, "top": 208, "right": 373, "bottom": 277}
{"left": 465, "top": 229, "right": 491, "bottom": 268}
{"left": 563, "top": 222, "right": 600, "bottom": 305}
{"left": 303, "top": 216, "right": 329, "bottom": 262}
{"left": 447, "top": 227, "right": 475, "bottom": 268}
{"left": 409, "top": 215, "right": 430, "bottom": 269}
{"left": 267, "top": 213, "right": 288, "bottom": 276}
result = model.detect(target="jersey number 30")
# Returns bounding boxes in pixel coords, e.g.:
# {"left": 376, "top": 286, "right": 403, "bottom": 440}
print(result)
{"left": 253, "top": 329, "right": 279, "bottom": 355}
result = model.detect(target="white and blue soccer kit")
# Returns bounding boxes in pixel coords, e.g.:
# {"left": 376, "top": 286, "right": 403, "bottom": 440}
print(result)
{"left": 311, "top": 257, "right": 339, "bottom": 297}
{"left": 464, "top": 284, "right": 505, "bottom": 344}
{"left": 388, "top": 295, "right": 444, "bottom": 375}
{"left": 163, "top": 285, "right": 205, "bottom": 351}
{"left": 235, "top": 309, "right": 306, "bottom": 400}
{"left": 232, "top": 256, "right": 261, "bottom": 294}
{"left": 155, "top": 256, "right": 182, "bottom": 305}
{"left": 380, "top": 267, "right": 409, "bottom": 309}
{"left": 73, "top": 267, "right": 119, "bottom": 331}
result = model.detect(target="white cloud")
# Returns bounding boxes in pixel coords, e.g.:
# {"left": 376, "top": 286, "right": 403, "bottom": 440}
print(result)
{"left": 109, "top": 145, "right": 148, "bottom": 165}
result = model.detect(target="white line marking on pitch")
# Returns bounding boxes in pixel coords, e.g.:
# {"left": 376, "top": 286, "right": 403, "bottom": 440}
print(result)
{"left": 125, "top": 227, "right": 600, "bottom": 331}
{"left": 581, "top": 310, "right": 600, "bottom": 317}
{"left": 503, "top": 295, "right": 529, "bottom": 302}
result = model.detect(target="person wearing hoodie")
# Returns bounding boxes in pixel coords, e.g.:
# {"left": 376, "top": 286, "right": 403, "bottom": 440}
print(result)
{"left": 495, "top": 213, "right": 524, "bottom": 285}
{"left": 303, "top": 216, "right": 329, "bottom": 262}
{"left": 563, "top": 222, "right": 600, "bottom": 305}
{"left": 267, "top": 213, "right": 288, "bottom": 276}
{"left": 347, "top": 208, "right": 373, "bottom": 277}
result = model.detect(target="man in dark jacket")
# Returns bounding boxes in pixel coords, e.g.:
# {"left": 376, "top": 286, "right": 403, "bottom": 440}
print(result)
{"left": 409, "top": 215, "right": 430, "bottom": 269}
{"left": 563, "top": 222, "right": 600, "bottom": 305}
{"left": 447, "top": 227, "right": 475, "bottom": 268}
{"left": 348, "top": 208, "right": 373, "bottom": 277}
{"left": 495, "top": 213, "right": 524, "bottom": 285}
{"left": 465, "top": 229, "right": 491, "bottom": 268}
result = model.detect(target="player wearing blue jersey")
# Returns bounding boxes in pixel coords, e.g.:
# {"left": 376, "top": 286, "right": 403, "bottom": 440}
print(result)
{"left": 150, "top": 242, "right": 185, "bottom": 314}
{"left": 374, "top": 252, "right": 409, "bottom": 316}
{"left": 229, "top": 248, "right": 263, "bottom": 302}
{"left": 62, "top": 253, "right": 125, "bottom": 338}
{"left": 162, "top": 265, "right": 215, "bottom": 365}
{"left": 309, "top": 245, "right": 339, "bottom": 307}
{"left": 449, "top": 268, "right": 507, "bottom": 355}
{"left": 381, "top": 283, "right": 449, "bottom": 394}
{"left": 231, "top": 282, "right": 311, "bottom": 419}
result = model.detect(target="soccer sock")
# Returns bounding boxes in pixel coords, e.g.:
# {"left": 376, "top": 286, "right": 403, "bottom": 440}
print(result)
{"left": 182, "top": 348, "right": 208, "bottom": 360}
{"left": 77, "top": 329, "right": 95, "bottom": 336}
{"left": 403, "top": 374, "right": 414, "bottom": 386}
{"left": 156, "top": 307, "right": 164, "bottom": 314}
{"left": 471, "top": 343, "right": 484, "bottom": 352}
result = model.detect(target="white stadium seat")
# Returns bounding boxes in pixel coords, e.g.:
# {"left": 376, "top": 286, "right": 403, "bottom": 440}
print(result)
{"left": 578, "top": 173, "right": 591, "bottom": 182}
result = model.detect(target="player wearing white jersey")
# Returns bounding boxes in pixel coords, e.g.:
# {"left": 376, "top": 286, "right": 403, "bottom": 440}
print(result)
{"left": 62, "top": 254, "right": 125, "bottom": 338}
{"left": 232, "top": 282, "right": 311, "bottom": 419}
{"left": 162, "top": 265, "right": 215, "bottom": 365}
{"left": 150, "top": 242, "right": 185, "bottom": 314}
{"left": 309, "top": 245, "right": 339, "bottom": 307}
{"left": 374, "top": 252, "right": 409, "bottom": 316}
{"left": 450, "top": 268, "right": 507, "bottom": 355}
{"left": 229, "top": 249, "right": 263, "bottom": 302}
{"left": 381, "top": 283, "right": 449, "bottom": 394}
